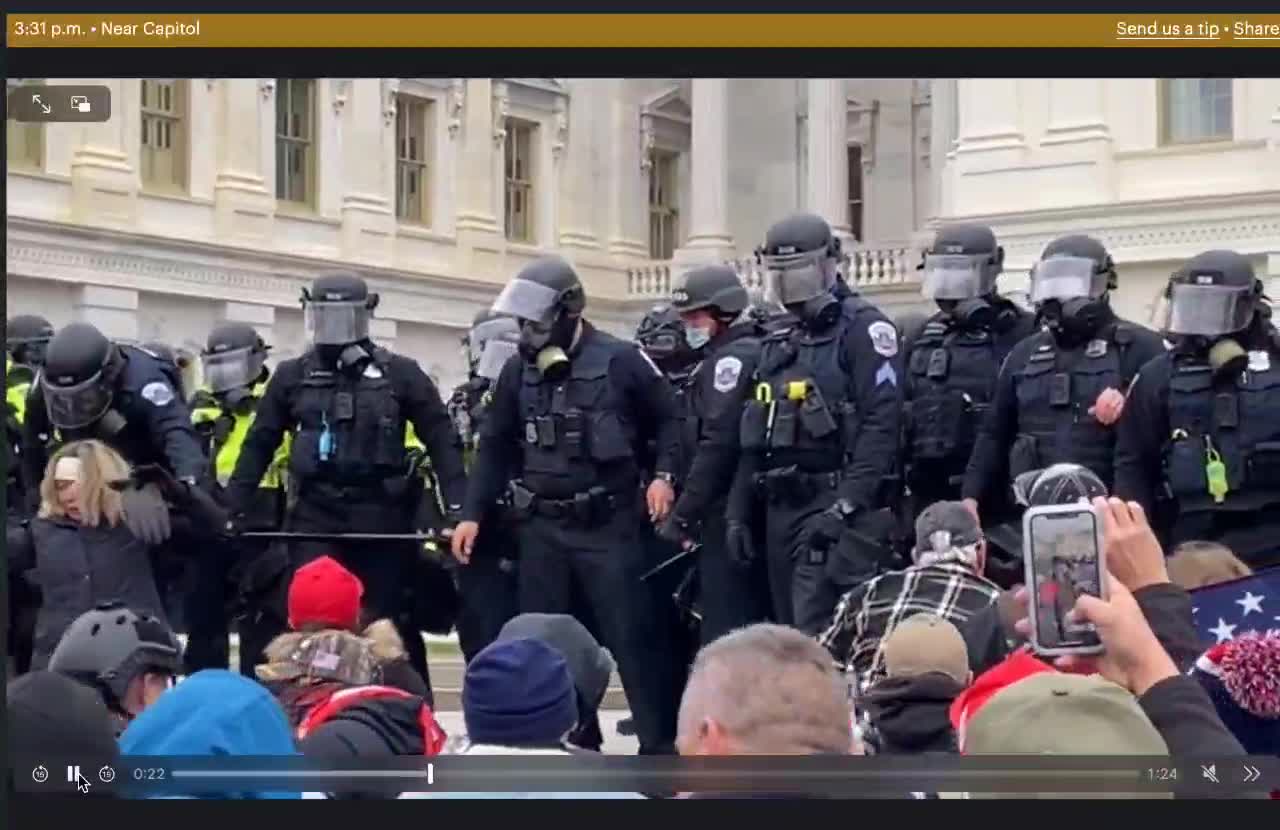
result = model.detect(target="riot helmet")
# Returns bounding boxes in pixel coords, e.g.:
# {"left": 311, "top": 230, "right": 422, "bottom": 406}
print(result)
{"left": 1012, "top": 463, "right": 1109, "bottom": 508}
{"left": 467, "top": 311, "right": 522, "bottom": 381}
{"left": 48, "top": 601, "right": 182, "bottom": 714}
{"left": 202, "top": 322, "right": 270, "bottom": 401}
{"left": 671, "top": 264, "right": 749, "bottom": 351}
{"left": 635, "top": 304, "right": 696, "bottom": 375}
{"left": 1030, "top": 235, "right": 1116, "bottom": 341}
{"left": 492, "top": 256, "right": 585, "bottom": 372}
{"left": 1161, "top": 250, "right": 1261, "bottom": 340}
{"left": 757, "top": 213, "right": 841, "bottom": 326}
{"left": 920, "top": 224, "right": 1005, "bottom": 329}
{"left": 41, "top": 322, "right": 116, "bottom": 430}
{"left": 6, "top": 314, "right": 55, "bottom": 368}
{"left": 302, "top": 272, "right": 379, "bottom": 346}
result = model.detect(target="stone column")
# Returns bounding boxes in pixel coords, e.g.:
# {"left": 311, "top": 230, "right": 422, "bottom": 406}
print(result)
{"left": 927, "top": 79, "right": 957, "bottom": 224}
{"left": 805, "top": 78, "right": 853, "bottom": 247}
{"left": 76, "top": 285, "right": 139, "bottom": 342}
{"left": 455, "top": 78, "right": 501, "bottom": 237}
{"left": 213, "top": 79, "right": 276, "bottom": 244}
{"left": 674, "top": 78, "right": 734, "bottom": 266}
{"left": 557, "top": 82, "right": 599, "bottom": 252}
{"left": 954, "top": 79, "right": 1026, "bottom": 158}
{"left": 339, "top": 78, "right": 395, "bottom": 264}
{"left": 1038, "top": 79, "right": 1114, "bottom": 206}
{"left": 187, "top": 79, "right": 218, "bottom": 201}
{"left": 605, "top": 79, "right": 647, "bottom": 259}
{"left": 68, "top": 78, "right": 138, "bottom": 228}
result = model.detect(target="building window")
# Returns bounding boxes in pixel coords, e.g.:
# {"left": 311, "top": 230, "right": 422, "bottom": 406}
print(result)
{"left": 139, "top": 80, "right": 187, "bottom": 191}
{"left": 275, "top": 79, "right": 316, "bottom": 206}
{"left": 395, "top": 94, "right": 431, "bottom": 225}
{"left": 1161, "top": 79, "right": 1233, "bottom": 145}
{"left": 503, "top": 118, "right": 536, "bottom": 243}
{"left": 6, "top": 80, "right": 44, "bottom": 170}
{"left": 847, "top": 145, "right": 864, "bottom": 242}
{"left": 648, "top": 150, "right": 680, "bottom": 261}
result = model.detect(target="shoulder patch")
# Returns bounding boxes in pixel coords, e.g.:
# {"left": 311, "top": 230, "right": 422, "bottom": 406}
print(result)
{"left": 140, "top": 381, "right": 175, "bottom": 407}
{"left": 867, "top": 320, "right": 899, "bottom": 358}
{"left": 712, "top": 355, "right": 744, "bottom": 393}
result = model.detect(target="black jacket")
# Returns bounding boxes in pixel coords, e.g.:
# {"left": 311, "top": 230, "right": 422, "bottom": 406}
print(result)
{"left": 862, "top": 673, "right": 962, "bottom": 755}
{"left": 298, "top": 695, "right": 430, "bottom": 758}
{"left": 8, "top": 516, "right": 166, "bottom": 669}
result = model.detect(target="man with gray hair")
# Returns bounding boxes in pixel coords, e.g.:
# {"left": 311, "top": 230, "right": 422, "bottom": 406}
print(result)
{"left": 677, "top": 623, "right": 855, "bottom": 757}
{"left": 819, "top": 501, "right": 1003, "bottom": 690}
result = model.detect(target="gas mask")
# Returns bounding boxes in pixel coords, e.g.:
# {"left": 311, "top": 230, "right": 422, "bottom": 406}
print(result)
{"left": 94, "top": 409, "right": 128, "bottom": 439}
{"left": 217, "top": 386, "right": 256, "bottom": 416}
{"left": 1208, "top": 337, "right": 1248, "bottom": 378}
{"left": 520, "top": 313, "right": 577, "bottom": 380}
{"left": 1042, "top": 297, "right": 1107, "bottom": 343}
{"left": 939, "top": 297, "right": 996, "bottom": 331}
{"left": 792, "top": 294, "right": 841, "bottom": 331}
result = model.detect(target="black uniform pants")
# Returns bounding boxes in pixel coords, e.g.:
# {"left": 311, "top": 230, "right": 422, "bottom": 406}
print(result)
{"left": 515, "top": 499, "right": 677, "bottom": 754}
{"left": 696, "top": 507, "right": 772, "bottom": 646}
{"left": 181, "top": 535, "right": 234, "bottom": 674}
{"left": 455, "top": 517, "right": 519, "bottom": 664}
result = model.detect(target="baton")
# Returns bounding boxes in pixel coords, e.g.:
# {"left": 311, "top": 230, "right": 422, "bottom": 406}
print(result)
{"left": 640, "top": 544, "right": 701, "bottom": 582}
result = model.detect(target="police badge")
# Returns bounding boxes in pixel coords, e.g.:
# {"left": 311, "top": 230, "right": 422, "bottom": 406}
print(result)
{"left": 1085, "top": 339, "right": 1108, "bottom": 359}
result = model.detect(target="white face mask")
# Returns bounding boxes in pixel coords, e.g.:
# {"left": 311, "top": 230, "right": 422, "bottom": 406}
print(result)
{"left": 684, "top": 325, "right": 713, "bottom": 350}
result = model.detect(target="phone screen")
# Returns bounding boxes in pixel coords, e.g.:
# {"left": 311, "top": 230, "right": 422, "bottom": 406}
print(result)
{"left": 1026, "top": 508, "right": 1103, "bottom": 651}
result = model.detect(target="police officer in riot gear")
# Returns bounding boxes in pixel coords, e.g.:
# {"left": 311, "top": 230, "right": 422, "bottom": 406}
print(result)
{"left": 1116, "top": 250, "right": 1280, "bottom": 569}
{"left": 658, "top": 265, "right": 773, "bottom": 644}
{"left": 22, "top": 321, "right": 209, "bottom": 544}
{"left": 731, "top": 213, "right": 903, "bottom": 635}
{"left": 225, "top": 272, "right": 467, "bottom": 689}
{"left": 185, "top": 322, "right": 286, "bottom": 675}
{"left": 7, "top": 314, "right": 54, "bottom": 373}
{"left": 961, "top": 234, "right": 1165, "bottom": 529}
{"left": 447, "top": 311, "right": 521, "bottom": 662}
{"left": 904, "top": 224, "right": 1037, "bottom": 523}
{"left": 451, "top": 256, "right": 682, "bottom": 754}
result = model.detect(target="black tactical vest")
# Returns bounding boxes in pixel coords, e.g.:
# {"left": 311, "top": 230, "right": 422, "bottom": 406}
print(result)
{"left": 1010, "top": 326, "right": 1132, "bottom": 487}
{"left": 907, "top": 319, "right": 1002, "bottom": 464}
{"left": 741, "top": 300, "right": 862, "bottom": 473}
{"left": 516, "top": 339, "right": 638, "bottom": 498}
{"left": 1164, "top": 347, "right": 1280, "bottom": 512}
{"left": 288, "top": 350, "right": 405, "bottom": 485}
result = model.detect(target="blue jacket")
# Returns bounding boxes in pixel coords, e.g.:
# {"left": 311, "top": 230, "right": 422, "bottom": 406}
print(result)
{"left": 120, "top": 669, "right": 301, "bottom": 799}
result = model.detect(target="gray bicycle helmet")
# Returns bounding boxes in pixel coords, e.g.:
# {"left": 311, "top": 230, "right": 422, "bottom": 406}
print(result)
{"left": 48, "top": 602, "right": 182, "bottom": 709}
{"left": 1012, "top": 463, "right": 1109, "bottom": 508}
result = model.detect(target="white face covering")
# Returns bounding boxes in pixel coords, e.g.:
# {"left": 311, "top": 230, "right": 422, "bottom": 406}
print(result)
{"left": 54, "top": 456, "right": 83, "bottom": 483}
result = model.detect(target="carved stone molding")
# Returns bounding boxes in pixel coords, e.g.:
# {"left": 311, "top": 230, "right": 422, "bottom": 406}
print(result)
{"left": 381, "top": 79, "right": 401, "bottom": 126}
{"left": 551, "top": 95, "right": 569, "bottom": 161}
{"left": 331, "top": 79, "right": 352, "bottom": 116}
{"left": 447, "top": 79, "right": 465, "bottom": 139}
{"left": 258, "top": 79, "right": 276, "bottom": 100}
{"left": 492, "top": 81, "right": 510, "bottom": 145}
{"left": 639, "top": 113, "right": 656, "bottom": 172}
{"left": 848, "top": 99, "right": 880, "bottom": 172}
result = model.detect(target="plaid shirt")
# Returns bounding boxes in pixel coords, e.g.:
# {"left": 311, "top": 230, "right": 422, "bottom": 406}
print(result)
{"left": 819, "top": 560, "right": 1002, "bottom": 690}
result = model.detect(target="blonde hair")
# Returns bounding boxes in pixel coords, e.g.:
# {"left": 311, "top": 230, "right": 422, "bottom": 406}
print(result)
{"left": 1167, "top": 540, "right": 1253, "bottom": 590}
{"left": 38, "top": 440, "right": 131, "bottom": 528}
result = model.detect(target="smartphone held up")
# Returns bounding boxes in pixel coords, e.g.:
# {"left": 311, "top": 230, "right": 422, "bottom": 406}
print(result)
{"left": 1022, "top": 502, "right": 1107, "bottom": 656}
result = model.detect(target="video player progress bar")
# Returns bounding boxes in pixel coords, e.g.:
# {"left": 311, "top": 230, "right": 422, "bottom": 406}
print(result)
{"left": 171, "top": 769, "right": 1136, "bottom": 781}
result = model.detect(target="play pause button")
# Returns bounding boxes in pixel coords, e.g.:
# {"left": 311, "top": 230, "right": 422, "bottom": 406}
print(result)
{"left": 66, "top": 765, "right": 80, "bottom": 782}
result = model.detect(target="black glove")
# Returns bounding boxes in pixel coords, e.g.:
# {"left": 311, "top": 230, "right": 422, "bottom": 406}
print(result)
{"left": 184, "top": 482, "right": 230, "bottom": 533}
{"left": 806, "top": 499, "right": 857, "bottom": 552}
{"left": 725, "top": 520, "right": 757, "bottom": 566}
{"left": 119, "top": 482, "right": 172, "bottom": 546}
{"left": 224, "top": 512, "right": 247, "bottom": 537}
{"left": 656, "top": 514, "right": 691, "bottom": 547}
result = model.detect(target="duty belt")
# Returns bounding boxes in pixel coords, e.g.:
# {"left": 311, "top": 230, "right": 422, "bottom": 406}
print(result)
{"left": 509, "top": 481, "right": 624, "bottom": 524}
{"left": 754, "top": 465, "right": 843, "bottom": 504}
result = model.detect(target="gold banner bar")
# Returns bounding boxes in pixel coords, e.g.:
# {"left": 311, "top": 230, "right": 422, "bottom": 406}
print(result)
{"left": 8, "top": 13, "right": 1280, "bottom": 48}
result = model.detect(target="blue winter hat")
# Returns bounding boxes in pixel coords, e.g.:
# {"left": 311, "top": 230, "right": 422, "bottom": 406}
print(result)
{"left": 463, "top": 638, "right": 577, "bottom": 747}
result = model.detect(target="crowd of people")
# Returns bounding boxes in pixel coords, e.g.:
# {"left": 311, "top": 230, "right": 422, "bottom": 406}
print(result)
{"left": 6, "top": 209, "right": 1280, "bottom": 799}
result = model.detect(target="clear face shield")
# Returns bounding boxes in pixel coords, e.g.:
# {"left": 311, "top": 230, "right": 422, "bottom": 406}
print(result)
{"left": 43, "top": 372, "right": 114, "bottom": 430}
{"left": 1029, "top": 257, "right": 1108, "bottom": 305}
{"left": 1162, "top": 282, "right": 1254, "bottom": 338}
{"left": 469, "top": 317, "right": 522, "bottom": 380}
{"left": 490, "top": 279, "right": 561, "bottom": 327}
{"left": 200, "top": 346, "right": 266, "bottom": 394}
{"left": 763, "top": 251, "right": 835, "bottom": 308}
{"left": 304, "top": 300, "right": 371, "bottom": 346}
{"left": 920, "top": 254, "right": 991, "bottom": 301}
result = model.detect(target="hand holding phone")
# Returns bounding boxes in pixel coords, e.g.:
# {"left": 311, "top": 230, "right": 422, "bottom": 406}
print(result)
{"left": 1022, "top": 502, "right": 1106, "bottom": 656}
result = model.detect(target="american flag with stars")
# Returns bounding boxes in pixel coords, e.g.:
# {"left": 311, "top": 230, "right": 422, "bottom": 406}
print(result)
{"left": 1189, "top": 566, "right": 1280, "bottom": 644}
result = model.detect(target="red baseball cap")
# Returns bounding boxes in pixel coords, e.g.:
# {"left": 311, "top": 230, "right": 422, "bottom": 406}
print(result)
{"left": 287, "top": 555, "right": 364, "bottom": 631}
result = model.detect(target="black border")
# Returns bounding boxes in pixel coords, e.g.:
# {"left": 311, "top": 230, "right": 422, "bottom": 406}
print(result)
{"left": 7, "top": 48, "right": 1279, "bottom": 78}
{"left": 11, "top": 2, "right": 1280, "bottom": 11}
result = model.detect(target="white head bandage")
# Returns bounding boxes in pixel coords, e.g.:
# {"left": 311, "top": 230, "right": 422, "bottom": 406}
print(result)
{"left": 54, "top": 456, "right": 83, "bottom": 483}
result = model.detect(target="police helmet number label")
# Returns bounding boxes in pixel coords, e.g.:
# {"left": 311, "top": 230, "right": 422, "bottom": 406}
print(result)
{"left": 867, "top": 321, "right": 899, "bottom": 358}
{"left": 713, "top": 356, "right": 743, "bottom": 393}
{"left": 672, "top": 289, "right": 690, "bottom": 303}
{"left": 1248, "top": 350, "right": 1271, "bottom": 372}
{"left": 140, "top": 381, "right": 175, "bottom": 407}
